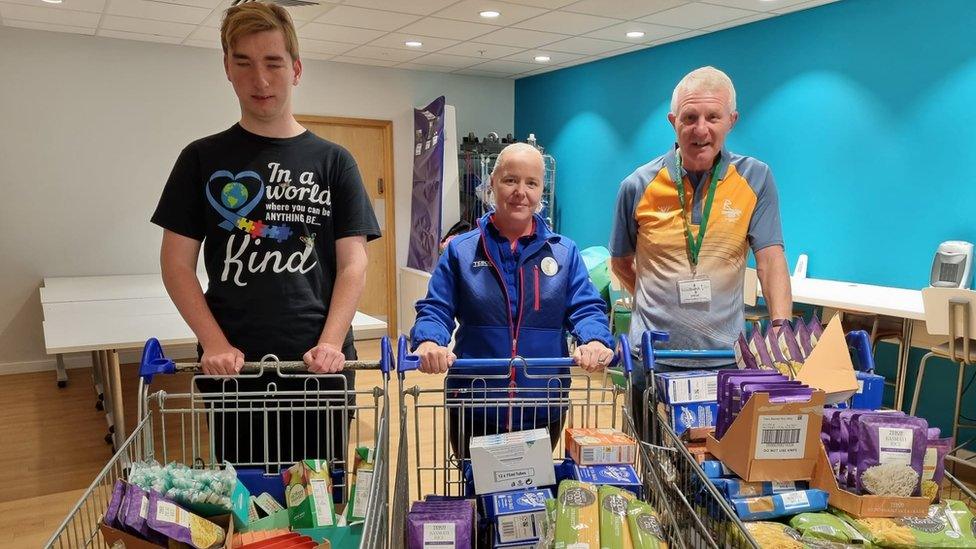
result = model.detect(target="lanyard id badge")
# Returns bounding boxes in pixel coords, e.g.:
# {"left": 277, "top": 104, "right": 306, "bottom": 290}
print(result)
{"left": 674, "top": 150, "right": 722, "bottom": 305}
{"left": 677, "top": 276, "right": 712, "bottom": 304}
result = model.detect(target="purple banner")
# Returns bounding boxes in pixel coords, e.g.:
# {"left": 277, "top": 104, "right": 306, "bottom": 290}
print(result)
{"left": 406, "top": 95, "right": 446, "bottom": 273}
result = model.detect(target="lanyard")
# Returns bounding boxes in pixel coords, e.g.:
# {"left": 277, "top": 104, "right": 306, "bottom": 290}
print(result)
{"left": 674, "top": 151, "right": 721, "bottom": 270}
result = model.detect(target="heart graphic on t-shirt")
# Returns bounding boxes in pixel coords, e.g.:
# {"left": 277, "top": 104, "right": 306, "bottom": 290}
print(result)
{"left": 206, "top": 170, "right": 265, "bottom": 231}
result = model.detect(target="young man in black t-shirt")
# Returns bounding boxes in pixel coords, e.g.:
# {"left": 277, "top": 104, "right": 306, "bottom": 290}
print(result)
{"left": 151, "top": 2, "right": 380, "bottom": 465}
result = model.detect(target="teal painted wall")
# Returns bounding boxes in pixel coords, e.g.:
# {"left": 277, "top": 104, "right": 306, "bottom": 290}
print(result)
{"left": 515, "top": 0, "right": 976, "bottom": 441}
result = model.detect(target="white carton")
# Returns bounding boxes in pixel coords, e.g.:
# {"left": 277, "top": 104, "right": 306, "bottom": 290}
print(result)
{"left": 469, "top": 428, "right": 556, "bottom": 495}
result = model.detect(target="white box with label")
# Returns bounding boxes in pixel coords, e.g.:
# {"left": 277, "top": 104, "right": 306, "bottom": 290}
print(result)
{"left": 469, "top": 428, "right": 556, "bottom": 495}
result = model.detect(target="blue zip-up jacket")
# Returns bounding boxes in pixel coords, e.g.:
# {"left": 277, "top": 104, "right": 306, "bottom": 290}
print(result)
{"left": 411, "top": 212, "right": 613, "bottom": 428}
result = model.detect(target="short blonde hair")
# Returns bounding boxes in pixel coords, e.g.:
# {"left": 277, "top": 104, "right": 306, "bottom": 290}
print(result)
{"left": 671, "top": 66, "right": 736, "bottom": 114}
{"left": 221, "top": 2, "right": 300, "bottom": 61}
{"left": 485, "top": 142, "right": 545, "bottom": 213}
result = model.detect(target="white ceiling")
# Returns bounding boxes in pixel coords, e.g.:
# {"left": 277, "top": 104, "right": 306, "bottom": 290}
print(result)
{"left": 0, "top": 0, "right": 840, "bottom": 78}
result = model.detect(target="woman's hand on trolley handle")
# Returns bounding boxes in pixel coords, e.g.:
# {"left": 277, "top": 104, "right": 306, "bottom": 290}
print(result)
{"left": 415, "top": 340, "right": 456, "bottom": 374}
{"left": 201, "top": 342, "right": 244, "bottom": 375}
{"left": 573, "top": 340, "right": 614, "bottom": 373}
{"left": 304, "top": 342, "right": 346, "bottom": 373}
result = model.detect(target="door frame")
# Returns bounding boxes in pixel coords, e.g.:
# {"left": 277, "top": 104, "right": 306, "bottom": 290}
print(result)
{"left": 296, "top": 114, "right": 397, "bottom": 338}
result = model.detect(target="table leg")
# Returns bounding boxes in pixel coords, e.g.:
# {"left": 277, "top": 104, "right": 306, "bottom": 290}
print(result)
{"left": 91, "top": 351, "right": 105, "bottom": 411}
{"left": 894, "top": 318, "right": 915, "bottom": 411}
{"left": 55, "top": 354, "right": 68, "bottom": 388}
{"left": 107, "top": 349, "right": 126, "bottom": 448}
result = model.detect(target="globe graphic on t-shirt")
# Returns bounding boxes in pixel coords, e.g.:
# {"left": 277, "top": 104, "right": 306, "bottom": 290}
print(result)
{"left": 221, "top": 182, "right": 249, "bottom": 209}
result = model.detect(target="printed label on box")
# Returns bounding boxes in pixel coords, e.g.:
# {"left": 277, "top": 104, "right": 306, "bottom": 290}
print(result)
{"left": 755, "top": 414, "right": 808, "bottom": 459}
{"left": 497, "top": 512, "right": 540, "bottom": 543}
{"left": 310, "top": 479, "right": 334, "bottom": 526}
{"left": 780, "top": 491, "right": 810, "bottom": 509}
{"left": 424, "top": 522, "right": 456, "bottom": 548}
{"left": 352, "top": 469, "right": 373, "bottom": 518}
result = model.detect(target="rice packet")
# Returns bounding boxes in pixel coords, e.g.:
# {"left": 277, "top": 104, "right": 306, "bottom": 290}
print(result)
{"left": 795, "top": 321, "right": 814, "bottom": 358}
{"left": 105, "top": 480, "right": 126, "bottom": 530}
{"left": 846, "top": 411, "right": 905, "bottom": 489}
{"left": 808, "top": 314, "right": 824, "bottom": 346}
{"left": 716, "top": 373, "right": 788, "bottom": 438}
{"left": 120, "top": 483, "right": 152, "bottom": 540}
{"left": 856, "top": 414, "right": 928, "bottom": 497}
{"left": 927, "top": 427, "right": 941, "bottom": 440}
{"left": 598, "top": 485, "right": 635, "bottom": 549}
{"left": 921, "top": 437, "right": 953, "bottom": 502}
{"left": 734, "top": 333, "right": 759, "bottom": 370}
{"left": 749, "top": 328, "right": 776, "bottom": 370}
{"left": 146, "top": 490, "right": 225, "bottom": 549}
{"left": 777, "top": 323, "right": 807, "bottom": 366}
{"left": 765, "top": 328, "right": 795, "bottom": 377}
{"left": 730, "top": 489, "right": 829, "bottom": 521}
{"left": 625, "top": 499, "right": 666, "bottom": 548}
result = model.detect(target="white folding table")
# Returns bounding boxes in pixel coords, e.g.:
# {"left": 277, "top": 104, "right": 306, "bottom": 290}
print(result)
{"left": 762, "top": 276, "right": 924, "bottom": 409}
{"left": 40, "top": 274, "right": 388, "bottom": 447}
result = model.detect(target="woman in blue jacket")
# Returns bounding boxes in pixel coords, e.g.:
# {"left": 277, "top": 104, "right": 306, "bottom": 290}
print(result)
{"left": 411, "top": 142, "right": 614, "bottom": 459}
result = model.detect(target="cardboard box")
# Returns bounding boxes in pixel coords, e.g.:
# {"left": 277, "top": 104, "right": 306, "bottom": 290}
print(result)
{"left": 483, "top": 488, "right": 552, "bottom": 544}
{"left": 565, "top": 428, "right": 636, "bottom": 466}
{"left": 283, "top": 460, "right": 337, "bottom": 529}
{"left": 810, "top": 444, "right": 929, "bottom": 518}
{"left": 99, "top": 513, "right": 235, "bottom": 549}
{"left": 705, "top": 391, "right": 825, "bottom": 482}
{"left": 470, "top": 428, "right": 556, "bottom": 494}
{"left": 655, "top": 370, "right": 718, "bottom": 404}
{"left": 795, "top": 316, "right": 859, "bottom": 404}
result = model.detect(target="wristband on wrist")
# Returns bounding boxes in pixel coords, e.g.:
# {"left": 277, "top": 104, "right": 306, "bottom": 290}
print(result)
{"left": 770, "top": 318, "right": 789, "bottom": 328}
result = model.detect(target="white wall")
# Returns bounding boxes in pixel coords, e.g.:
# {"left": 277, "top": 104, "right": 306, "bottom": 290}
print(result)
{"left": 0, "top": 26, "right": 514, "bottom": 370}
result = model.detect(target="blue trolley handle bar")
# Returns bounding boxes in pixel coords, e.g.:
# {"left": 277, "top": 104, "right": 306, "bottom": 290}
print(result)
{"left": 396, "top": 334, "right": 632, "bottom": 375}
{"left": 641, "top": 330, "right": 734, "bottom": 372}
{"left": 138, "top": 336, "right": 393, "bottom": 383}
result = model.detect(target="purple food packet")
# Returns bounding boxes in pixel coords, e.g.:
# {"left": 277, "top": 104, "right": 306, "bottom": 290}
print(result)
{"left": 715, "top": 372, "right": 787, "bottom": 438}
{"left": 766, "top": 328, "right": 788, "bottom": 364}
{"left": 846, "top": 411, "right": 905, "bottom": 489}
{"left": 922, "top": 437, "right": 953, "bottom": 502}
{"left": 855, "top": 414, "right": 928, "bottom": 497}
{"left": 777, "top": 323, "right": 806, "bottom": 363}
{"left": 733, "top": 384, "right": 810, "bottom": 430}
{"left": 120, "top": 483, "right": 151, "bottom": 539}
{"left": 734, "top": 333, "right": 759, "bottom": 369}
{"left": 795, "top": 321, "right": 814, "bottom": 357}
{"left": 808, "top": 315, "right": 823, "bottom": 346}
{"left": 147, "top": 491, "right": 225, "bottom": 549}
{"left": 407, "top": 510, "right": 472, "bottom": 549}
{"left": 105, "top": 480, "right": 126, "bottom": 530}
{"left": 928, "top": 427, "right": 942, "bottom": 440}
{"left": 749, "top": 329, "right": 775, "bottom": 369}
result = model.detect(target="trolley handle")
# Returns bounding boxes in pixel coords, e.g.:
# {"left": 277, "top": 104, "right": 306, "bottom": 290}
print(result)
{"left": 396, "top": 334, "right": 632, "bottom": 374}
{"left": 641, "top": 330, "right": 735, "bottom": 372}
{"left": 138, "top": 336, "right": 392, "bottom": 383}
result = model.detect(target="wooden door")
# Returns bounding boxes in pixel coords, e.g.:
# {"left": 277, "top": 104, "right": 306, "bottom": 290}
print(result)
{"left": 297, "top": 115, "right": 396, "bottom": 337}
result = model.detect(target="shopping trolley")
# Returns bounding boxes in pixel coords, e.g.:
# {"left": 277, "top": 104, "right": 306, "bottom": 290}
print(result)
{"left": 390, "top": 333, "right": 699, "bottom": 547}
{"left": 45, "top": 336, "right": 393, "bottom": 549}
{"left": 638, "top": 330, "right": 976, "bottom": 548}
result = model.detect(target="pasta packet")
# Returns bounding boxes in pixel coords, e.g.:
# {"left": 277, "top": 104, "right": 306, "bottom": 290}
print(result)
{"left": 625, "top": 499, "right": 666, "bottom": 549}
{"left": 741, "top": 521, "right": 803, "bottom": 548}
{"left": 789, "top": 512, "right": 868, "bottom": 544}
{"left": 833, "top": 500, "right": 976, "bottom": 548}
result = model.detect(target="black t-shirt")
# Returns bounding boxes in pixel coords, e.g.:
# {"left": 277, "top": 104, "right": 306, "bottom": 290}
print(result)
{"left": 151, "top": 124, "right": 381, "bottom": 360}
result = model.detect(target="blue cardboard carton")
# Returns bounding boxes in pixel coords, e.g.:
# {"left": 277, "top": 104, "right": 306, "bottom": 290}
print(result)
{"left": 483, "top": 488, "right": 552, "bottom": 544}
{"left": 571, "top": 464, "right": 642, "bottom": 497}
{"left": 655, "top": 370, "right": 718, "bottom": 405}
{"left": 668, "top": 401, "right": 718, "bottom": 436}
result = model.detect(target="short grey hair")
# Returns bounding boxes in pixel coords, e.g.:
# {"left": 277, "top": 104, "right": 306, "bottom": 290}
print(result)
{"left": 670, "top": 66, "right": 737, "bottom": 114}
{"left": 484, "top": 142, "right": 545, "bottom": 213}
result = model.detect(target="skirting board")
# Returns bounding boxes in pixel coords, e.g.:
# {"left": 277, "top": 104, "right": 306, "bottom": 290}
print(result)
{"left": 0, "top": 344, "right": 199, "bottom": 376}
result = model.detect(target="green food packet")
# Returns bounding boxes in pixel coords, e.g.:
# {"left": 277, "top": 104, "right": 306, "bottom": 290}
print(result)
{"left": 554, "top": 480, "right": 600, "bottom": 549}
{"left": 832, "top": 501, "right": 976, "bottom": 548}
{"left": 625, "top": 499, "right": 666, "bottom": 549}
{"left": 789, "top": 512, "right": 868, "bottom": 544}
{"left": 599, "top": 485, "right": 635, "bottom": 549}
